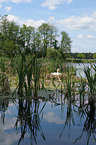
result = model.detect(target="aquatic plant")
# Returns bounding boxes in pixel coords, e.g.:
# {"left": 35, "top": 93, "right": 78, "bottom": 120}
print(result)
{"left": 77, "top": 76, "right": 87, "bottom": 107}
{"left": 11, "top": 53, "right": 33, "bottom": 96}
{"left": 84, "top": 64, "right": 96, "bottom": 98}
{"left": 0, "top": 69, "right": 10, "bottom": 94}
{"left": 63, "top": 67, "right": 76, "bottom": 100}
{"left": 32, "top": 58, "right": 42, "bottom": 96}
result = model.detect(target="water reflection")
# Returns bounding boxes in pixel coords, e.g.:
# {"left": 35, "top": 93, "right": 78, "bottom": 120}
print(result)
{"left": 74, "top": 97, "right": 96, "bottom": 145}
{"left": 0, "top": 92, "right": 96, "bottom": 145}
{"left": 59, "top": 100, "right": 75, "bottom": 139}
{"left": 0, "top": 98, "right": 9, "bottom": 124}
{"left": 15, "top": 98, "right": 46, "bottom": 145}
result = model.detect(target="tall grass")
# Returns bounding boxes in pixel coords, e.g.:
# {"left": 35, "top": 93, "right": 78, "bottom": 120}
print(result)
{"left": 84, "top": 64, "right": 96, "bottom": 99}
{"left": 63, "top": 67, "right": 76, "bottom": 101}
{"left": 32, "top": 58, "right": 42, "bottom": 96}
{"left": 77, "top": 76, "right": 87, "bottom": 107}
{"left": 10, "top": 52, "right": 35, "bottom": 96}
{"left": 0, "top": 59, "right": 10, "bottom": 94}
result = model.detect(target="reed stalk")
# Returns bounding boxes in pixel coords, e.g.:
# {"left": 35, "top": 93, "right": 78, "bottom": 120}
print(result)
{"left": 84, "top": 64, "right": 96, "bottom": 99}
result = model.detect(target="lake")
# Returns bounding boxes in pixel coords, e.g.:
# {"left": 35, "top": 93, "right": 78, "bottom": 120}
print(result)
{"left": 0, "top": 90, "right": 95, "bottom": 145}
{"left": 65, "top": 63, "right": 96, "bottom": 78}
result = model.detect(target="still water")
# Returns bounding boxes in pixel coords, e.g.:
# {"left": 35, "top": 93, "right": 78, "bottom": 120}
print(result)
{"left": 0, "top": 91, "right": 95, "bottom": 145}
{"left": 67, "top": 63, "right": 96, "bottom": 78}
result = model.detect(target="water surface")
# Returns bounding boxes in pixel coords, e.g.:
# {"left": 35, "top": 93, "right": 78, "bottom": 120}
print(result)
{"left": 0, "top": 92, "right": 95, "bottom": 145}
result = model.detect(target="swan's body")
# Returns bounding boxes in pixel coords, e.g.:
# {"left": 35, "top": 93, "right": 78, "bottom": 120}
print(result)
{"left": 51, "top": 69, "right": 61, "bottom": 75}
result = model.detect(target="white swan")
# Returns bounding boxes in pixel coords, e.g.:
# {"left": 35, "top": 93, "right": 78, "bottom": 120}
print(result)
{"left": 51, "top": 69, "right": 61, "bottom": 75}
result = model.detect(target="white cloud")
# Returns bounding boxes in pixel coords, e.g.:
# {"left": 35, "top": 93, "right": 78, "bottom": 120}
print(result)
{"left": 92, "top": 11, "right": 96, "bottom": 18}
{"left": 7, "top": 15, "right": 46, "bottom": 28}
{"left": 0, "top": 0, "right": 31, "bottom": 4}
{"left": 43, "top": 112, "right": 64, "bottom": 124}
{"left": 77, "top": 34, "right": 95, "bottom": 39}
{"left": 5, "top": 11, "right": 96, "bottom": 32}
{"left": 7, "top": 15, "right": 20, "bottom": 22}
{"left": 41, "top": 0, "right": 73, "bottom": 10}
{"left": 56, "top": 12, "right": 96, "bottom": 31}
{"left": 0, "top": 117, "right": 16, "bottom": 131}
{"left": 0, "top": 4, "right": 2, "bottom": 8}
{"left": 0, "top": 132, "right": 20, "bottom": 145}
{"left": 86, "top": 34, "right": 95, "bottom": 39}
{"left": 48, "top": 16, "right": 56, "bottom": 22}
{"left": 77, "top": 34, "right": 84, "bottom": 39}
{"left": 5, "top": 6, "right": 12, "bottom": 12}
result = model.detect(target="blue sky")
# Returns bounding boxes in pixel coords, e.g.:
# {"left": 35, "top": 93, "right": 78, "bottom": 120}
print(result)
{"left": 0, "top": 0, "right": 96, "bottom": 53}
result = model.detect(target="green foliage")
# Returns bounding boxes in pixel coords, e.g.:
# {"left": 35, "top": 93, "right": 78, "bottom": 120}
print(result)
{"left": 38, "top": 23, "right": 58, "bottom": 57}
{"left": 93, "top": 53, "right": 96, "bottom": 59}
{"left": 77, "top": 53, "right": 85, "bottom": 59}
{"left": 71, "top": 52, "right": 94, "bottom": 59}
{"left": 47, "top": 47, "right": 58, "bottom": 60}
{"left": 84, "top": 64, "right": 96, "bottom": 97}
{"left": 60, "top": 31, "right": 72, "bottom": 54}
{"left": 20, "top": 24, "right": 36, "bottom": 55}
{"left": 0, "top": 16, "right": 72, "bottom": 59}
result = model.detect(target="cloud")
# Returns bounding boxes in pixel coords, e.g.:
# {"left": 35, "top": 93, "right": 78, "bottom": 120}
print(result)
{"left": 77, "top": 34, "right": 84, "bottom": 39}
{"left": 7, "top": 15, "right": 46, "bottom": 28}
{"left": 86, "top": 34, "right": 95, "bottom": 39}
{"left": 5, "top": 11, "right": 96, "bottom": 32}
{"left": 5, "top": 6, "right": 12, "bottom": 12}
{"left": 41, "top": 0, "right": 73, "bottom": 10}
{"left": 77, "top": 34, "right": 95, "bottom": 39}
{"left": 0, "top": 0, "right": 31, "bottom": 4}
{"left": 0, "top": 117, "right": 17, "bottom": 131}
{"left": 0, "top": 132, "right": 20, "bottom": 145}
{"left": 43, "top": 112, "right": 64, "bottom": 124}
{"left": 0, "top": 4, "right": 2, "bottom": 8}
{"left": 56, "top": 12, "right": 96, "bottom": 31}
{"left": 48, "top": 16, "right": 56, "bottom": 23}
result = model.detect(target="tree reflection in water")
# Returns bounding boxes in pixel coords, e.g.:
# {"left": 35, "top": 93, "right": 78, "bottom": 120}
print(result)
{"left": 50, "top": 90, "right": 96, "bottom": 145}
{"left": 74, "top": 97, "right": 96, "bottom": 145}
{"left": 14, "top": 97, "right": 46, "bottom": 145}
{"left": 0, "top": 90, "right": 95, "bottom": 145}
{"left": 0, "top": 98, "right": 9, "bottom": 125}
{"left": 59, "top": 99, "right": 75, "bottom": 139}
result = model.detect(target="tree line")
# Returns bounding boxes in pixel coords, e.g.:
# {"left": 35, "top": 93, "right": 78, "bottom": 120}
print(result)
{"left": 70, "top": 52, "right": 96, "bottom": 59}
{"left": 0, "top": 15, "right": 72, "bottom": 59}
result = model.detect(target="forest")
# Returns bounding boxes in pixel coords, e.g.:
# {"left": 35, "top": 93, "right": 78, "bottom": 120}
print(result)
{"left": 0, "top": 15, "right": 72, "bottom": 59}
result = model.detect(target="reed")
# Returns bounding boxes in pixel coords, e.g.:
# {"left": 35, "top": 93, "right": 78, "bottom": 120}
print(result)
{"left": 77, "top": 77, "right": 87, "bottom": 107}
{"left": 63, "top": 67, "right": 76, "bottom": 101}
{"left": 32, "top": 58, "right": 42, "bottom": 96}
{"left": 11, "top": 52, "right": 36, "bottom": 96}
{"left": 0, "top": 59, "right": 10, "bottom": 94}
{"left": 84, "top": 64, "right": 96, "bottom": 99}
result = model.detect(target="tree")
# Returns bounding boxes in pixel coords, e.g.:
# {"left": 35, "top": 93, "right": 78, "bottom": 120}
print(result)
{"left": 0, "top": 16, "right": 20, "bottom": 57}
{"left": 47, "top": 47, "right": 58, "bottom": 60}
{"left": 38, "top": 23, "right": 57, "bottom": 57}
{"left": 60, "top": 31, "right": 72, "bottom": 57}
{"left": 93, "top": 53, "right": 96, "bottom": 59}
{"left": 20, "top": 24, "right": 36, "bottom": 55}
{"left": 77, "top": 53, "right": 85, "bottom": 59}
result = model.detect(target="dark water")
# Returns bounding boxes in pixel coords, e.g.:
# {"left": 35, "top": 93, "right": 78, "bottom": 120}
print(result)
{"left": 0, "top": 92, "right": 96, "bottom": 145}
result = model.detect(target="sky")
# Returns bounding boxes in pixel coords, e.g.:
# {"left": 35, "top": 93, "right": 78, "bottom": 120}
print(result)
{"left": 0, "top": 0, "right": 96, "bottom": 53}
